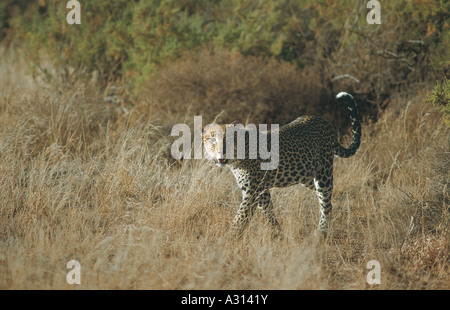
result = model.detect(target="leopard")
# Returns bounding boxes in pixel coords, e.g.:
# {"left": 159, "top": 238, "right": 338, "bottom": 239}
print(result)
{"left": 202, "top": 92, "right": 361, "bottom": 237}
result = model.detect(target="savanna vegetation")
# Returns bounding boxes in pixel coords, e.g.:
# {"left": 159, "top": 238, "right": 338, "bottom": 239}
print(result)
{"left": 0, "top": 0, "right": 448, "bottom": 289}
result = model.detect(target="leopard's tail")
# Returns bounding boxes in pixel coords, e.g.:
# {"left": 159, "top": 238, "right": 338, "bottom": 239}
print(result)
{"left": 334, "top": 92, "right": 361, "bottom": 158}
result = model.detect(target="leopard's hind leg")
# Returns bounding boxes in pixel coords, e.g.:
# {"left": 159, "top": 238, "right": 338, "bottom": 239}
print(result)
{"left": 313, "top": 165, "right": 334, "bottom": 236}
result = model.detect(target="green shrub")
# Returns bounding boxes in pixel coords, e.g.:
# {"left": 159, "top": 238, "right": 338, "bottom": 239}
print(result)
{"left": 6, "top": 0, "right": 449, "bottom": 111}
{"left": 10, "top": 0, "right": 133, "bottom": 87}
{"left": 426, "top": 78, "right": 450, "bottom": 126}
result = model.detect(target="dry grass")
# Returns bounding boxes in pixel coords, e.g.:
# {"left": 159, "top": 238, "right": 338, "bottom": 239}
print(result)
{"left": 0, "top": 48, "right": 448, "bottom": 290}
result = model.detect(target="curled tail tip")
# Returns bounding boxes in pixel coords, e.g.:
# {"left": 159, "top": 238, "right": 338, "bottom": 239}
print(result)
{"left": 336, "top": 92, "right": 354, "bottom": 101}
{"left": 334, "top": 91, "right": 361, "bottom": 158}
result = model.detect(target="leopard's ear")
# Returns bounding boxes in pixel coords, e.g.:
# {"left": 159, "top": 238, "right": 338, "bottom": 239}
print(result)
{"left": 201, "top": 125, "right": 208, "bottom": 137}
{"left": 221, "top": 124, "right": 227, "bottom": 132}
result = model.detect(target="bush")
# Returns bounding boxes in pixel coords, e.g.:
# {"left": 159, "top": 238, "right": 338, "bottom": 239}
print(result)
{"left": 138, "top": 49, "right": 326, "bottom": 127}
{"left": 7, "top": 0, "right": 448, "bottom": 102}
{"left": 426, "top": 78, "right": 450, "bottom": 126}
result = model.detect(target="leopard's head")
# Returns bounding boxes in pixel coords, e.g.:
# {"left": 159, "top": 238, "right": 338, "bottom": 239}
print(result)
{"left": 202, "top": 124, "right": 230, "bottom": 167}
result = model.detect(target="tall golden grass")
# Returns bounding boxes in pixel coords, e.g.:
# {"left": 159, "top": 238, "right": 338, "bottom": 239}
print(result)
{"left": 0, "top": 48, "right": 448, "bottom": 289}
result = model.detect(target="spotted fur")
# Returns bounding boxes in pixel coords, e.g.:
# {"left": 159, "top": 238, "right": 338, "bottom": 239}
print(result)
{"left": 202, "top": 92, "right": 361, "bottom": 237}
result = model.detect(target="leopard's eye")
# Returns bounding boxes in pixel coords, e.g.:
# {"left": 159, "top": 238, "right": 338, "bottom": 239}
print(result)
{"left": 210, "top": 132, "right": 215, "bottom": 137}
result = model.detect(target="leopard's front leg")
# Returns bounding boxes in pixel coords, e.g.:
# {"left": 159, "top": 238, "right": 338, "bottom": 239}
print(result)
{"left": 255, "top": 190, "right": 282, "bottom": 238}
{"left": 231, "top": 191, "right": 257, "bottom": 237}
